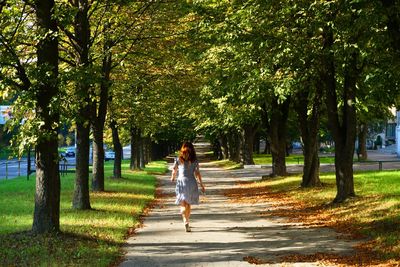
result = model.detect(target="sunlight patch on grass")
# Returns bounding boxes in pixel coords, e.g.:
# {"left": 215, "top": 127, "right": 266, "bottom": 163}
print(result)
{"left": 0, "top": 160, "right": 166, "bottom": 266}
{"left": 253, "top": 154, "right": 336, "bottom": 165}
{"left": 209, "top": 159, "right": 243, "bottom": 170}
{"left": 254, "top": 170, "right": 400, "bottom": 261}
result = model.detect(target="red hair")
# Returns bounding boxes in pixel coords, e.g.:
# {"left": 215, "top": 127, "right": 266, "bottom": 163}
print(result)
{"left": 179, "top": 142, "right": 197, "bottom": 163}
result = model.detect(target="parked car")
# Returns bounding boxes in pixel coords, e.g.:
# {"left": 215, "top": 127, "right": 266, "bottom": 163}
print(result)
{"left": 105, "top": 150, "right": 115, "bottom": 161}
{"left": 65, "top": 147, "right": 75, "bottom": 157}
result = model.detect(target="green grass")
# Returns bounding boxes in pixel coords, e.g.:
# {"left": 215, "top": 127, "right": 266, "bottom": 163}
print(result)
{"left": 209, "top": 159, "right": 243, "bottom": 170}
{"left": 253, "top": 153, "right": 339, "bottom": 165}
{"left": 0, "top": 160, "right": 166, "bottom": 266}
{"left": 255, "top": 170, "right": 400, "bottom": 260}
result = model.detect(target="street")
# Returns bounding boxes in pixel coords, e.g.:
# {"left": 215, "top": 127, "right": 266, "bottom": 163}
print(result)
{"left": 0, "top": 145, "right": 132, "bottom": 180}
{"left": 0, "top": 156, "right": 75, "bottom": 180}
{"left": 0, "top": 158, "right": 34, "bottom": 180}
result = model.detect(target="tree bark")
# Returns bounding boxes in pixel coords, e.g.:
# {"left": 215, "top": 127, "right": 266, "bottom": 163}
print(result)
{"left": 91, "top": 120, "right": 104, "bottom": 191}
{"left": 72, "top": 0, "right": 91, "bottom": 209}
{"left": 267, "top": 98, "right": 290, "bottom": 177}
{"left": 110, "top": 119, "right": 122, "bottom": 178}
{"left": 130, "top": 127, "right": 140, "bottom": 170}
{"left": 219, "top": 134, "right": 229, "bottom": 159}
{"left": 139, "top": 131, "right": 145, "bottom": 169}
{"left": 263, "top": 139, "right": 271, "bottom": 154}
{"left": 321, "top": 27, "right": 359, "bottom": 203}
{"left": 73, "top": 119, "right": 91, "bottom": 209}
{"left": 228, "top": 130, "right": 241, "bottom": 163}
{"left": 91, "top": 21, "right": 112, "bottom": 191}
{"left": 130, "top": 127, "right": 135, "bottom": 170}
{"left": 212, "top": 139, "right": 222, "bottom": 160}
{"left": 242, "top": 124, "right": 258, "bottom": 165}
{"left": 253, "top": 132, "right": 261, "bottom": 154}
{"left": 32, "top": 0, "right": 61, "bottom": 234}
{"left": 294, "top": 84, "right": 322, "bottom": 187}
{"left": 144, "top": 137, "right": 150, "bottom": 164}
{"left": 261, "top": 103, "right": 271, "bottom": 155}
{"left": 358, "top": 123, "right": 368, "bottom": 160}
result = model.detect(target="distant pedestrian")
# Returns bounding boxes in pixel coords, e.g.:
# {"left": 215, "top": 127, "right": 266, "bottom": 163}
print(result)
{"left": 170, "top": 142, "right": 205, "bottom": 232}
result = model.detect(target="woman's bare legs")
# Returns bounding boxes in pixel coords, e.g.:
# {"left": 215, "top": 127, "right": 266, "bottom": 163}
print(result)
{"left": 179, "top": 201, "right": 188, "bottom": 224}
{"left": 179, "top": 201, "right": 192, "bottom": 232}
{"left": 185, "top": 202, "right": 191, "bottom": 223}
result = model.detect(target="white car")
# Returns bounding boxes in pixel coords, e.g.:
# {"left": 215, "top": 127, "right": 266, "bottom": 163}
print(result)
{"left": 65, "top": 147, "right": 75, "bottom": 157}
{"left": 105, "top": 151, "right": 115, "bottom": 161}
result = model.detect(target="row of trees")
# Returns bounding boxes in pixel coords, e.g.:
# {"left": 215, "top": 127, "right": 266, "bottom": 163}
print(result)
{"left": 1, "top": 0, "right": 400, "bottom": 234}
{"left": 0, "top": 1, "right": 198, "bottom": 234}
{"left": 189, "top": 0, "right": 400, "bottom": 203}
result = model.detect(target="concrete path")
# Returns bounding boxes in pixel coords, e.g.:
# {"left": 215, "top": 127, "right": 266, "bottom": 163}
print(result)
{"left": 120, "top": 165, "right": 360, "bottom": 267}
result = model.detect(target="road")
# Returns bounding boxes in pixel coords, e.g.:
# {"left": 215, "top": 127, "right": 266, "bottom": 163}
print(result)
{"left": 0, "top": 157, "right": 34, "bottom": 180}
{"left": 0, "top": 145, "right": 132, "bottom": 180}
{"left": 0, "top": 156, "right": 77, "bottom": 180}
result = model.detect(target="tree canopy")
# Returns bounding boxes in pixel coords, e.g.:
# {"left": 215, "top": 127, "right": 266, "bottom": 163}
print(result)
{"left": 1, "top": 0, "right": 400, "bottom": 232}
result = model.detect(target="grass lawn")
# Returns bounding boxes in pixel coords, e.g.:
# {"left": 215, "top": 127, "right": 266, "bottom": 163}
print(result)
{"left": 0, "top": 160, "right": 167, "bottom": 266}
{"left": 228, "top": 170, "right": 400, "bottom": 264}
{"left": 208, "top": 159, "right": 243, "bottom": 170}
{"left": 252, "top": 153, "right": 363, "bottom": 165}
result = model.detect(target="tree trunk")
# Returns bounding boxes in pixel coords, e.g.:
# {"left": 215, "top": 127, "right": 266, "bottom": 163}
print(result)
{"left": 261, "top": 103, "right": 271, "bottom": 155}
{"left": 91, "top": 19, "right": 112, "bottom": 190}
{"left": 242, "top": 124, "right": 258, "bottom": 165}
{"left": 295, "top": 85, "right": 322, "bottom": 187}
{"left": 321, "top": 26, "right": 358, "bottom": 203}
{"left": 111, "top": 119, "right": 122, "bottom": 178}
{"left": 268, "top": 98, "right": 290, "bottom": 177}
{"left": 253, "top": 132, "right": 260, "bottom": 154}
{"left": 130, "top": 127, "right": 140, "bottom": 170}
{"left": 91, "top": 120, "right": 104, "bottom": 191}
{"left": 358, "top": 123, "right": 368, "bottom": 160}
{"left": 139, "top": 132, "right": 145, "bottom": 169}
{"left": 228, "top": 130, "right": 241, "bottom": 163}
{"left": 144, "top": 137, "right": 150, "bottom": 164}
{"left": 263, "top": 139, "right": 271, "bottom": 154}
{"left": 32, "top": 0, "right": 61, "bottom": 233}
{"left": 73, "top": 120, "right": 91, "bottom": 209}
{"left": 130, "top": 127, "right": 135, "bottom": 170}
{"left": 72, "top": 0, "right": 91, "bottom": 210}
{"left": 219, "top": 134, "right": 229, "bottom": 159}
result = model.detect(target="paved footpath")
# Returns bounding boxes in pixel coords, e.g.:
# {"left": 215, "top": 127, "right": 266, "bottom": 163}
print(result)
{"left": 120, "top": 164, "right": 360, "bottom": 267}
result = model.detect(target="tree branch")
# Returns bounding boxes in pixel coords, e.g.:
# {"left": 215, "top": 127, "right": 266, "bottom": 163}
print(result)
{"left": 58, "top": 24, "right": 81, "bottom": 52}
{"left": 0, "top": 33, "right": 31, "bottom": 91}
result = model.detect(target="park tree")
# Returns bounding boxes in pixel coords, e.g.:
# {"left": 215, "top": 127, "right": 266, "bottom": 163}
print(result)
{"left": 105, "top": 1, "right": 199, "bottom": 173}
{"left": 0, "top": 0, "right": 61, "bottom": 232}
{"left": 57, "top": 0, "right": 94, "bottom": 208}
{"left": 90, "top": 1, "right": 155, "bottom": 188}
{"left": 315, "top": 0, "right": 397, "bottom": 202}
{"left": 192, "top": 0, "right": 295, "bottom": 171}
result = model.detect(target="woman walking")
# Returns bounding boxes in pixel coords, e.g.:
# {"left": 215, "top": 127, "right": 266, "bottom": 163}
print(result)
{"left": 171, "top": 142, "right": 205, "bottom": 232}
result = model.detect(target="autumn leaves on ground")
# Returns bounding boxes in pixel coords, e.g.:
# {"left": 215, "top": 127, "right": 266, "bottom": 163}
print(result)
{"left": 225, "top": 170, "right": 400, "bottom": 266}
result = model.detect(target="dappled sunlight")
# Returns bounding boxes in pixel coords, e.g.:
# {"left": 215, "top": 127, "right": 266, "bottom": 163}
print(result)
{"left": 0, "top": 159, "right": 163, "bottom": 266}
{"left": 92, "top": 191, "right": 153, "bottom": 201}
{"left": 203, "top": 159, "right": 243, "bottom": 169}
{"left": 224, "top": 170, "right": 400, "bottom": 264}
{"left": 93, "top": 201, "right": 149, "bottom": 215}
{"left": 0, "top": 215, "right": 32, "bottom": 234}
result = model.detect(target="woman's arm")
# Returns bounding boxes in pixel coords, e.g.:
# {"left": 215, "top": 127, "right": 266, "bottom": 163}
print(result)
{"left": 195, "top": 169, "right": 205, "bottom": 193}
{"left": 170, "top": 165, "right": 178, "bottom": 182}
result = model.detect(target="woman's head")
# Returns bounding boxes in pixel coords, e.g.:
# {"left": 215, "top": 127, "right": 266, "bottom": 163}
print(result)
{"left": 179, "top": 142, "right": 197, "bottom": 163}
